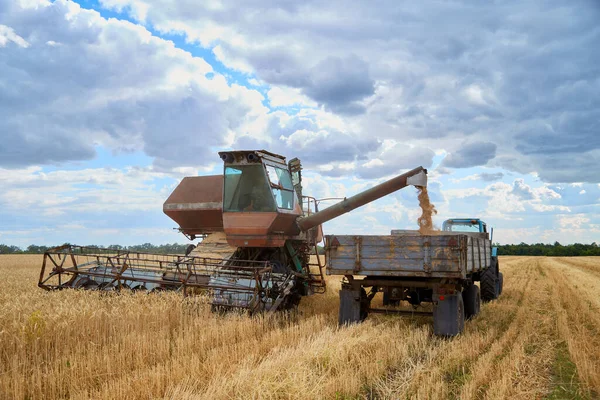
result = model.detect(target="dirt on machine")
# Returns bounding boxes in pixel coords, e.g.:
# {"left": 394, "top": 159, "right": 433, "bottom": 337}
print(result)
{"left": 39, "top": 150, "right": 428, "bottom": 314}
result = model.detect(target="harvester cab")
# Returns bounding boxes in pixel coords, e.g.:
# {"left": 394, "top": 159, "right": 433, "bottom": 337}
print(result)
{"left": 218, "top": 150, "right": 320, "bottom": 248}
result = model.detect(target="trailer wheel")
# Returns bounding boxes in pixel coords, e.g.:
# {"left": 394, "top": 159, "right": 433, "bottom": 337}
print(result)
{"left": 339, "top": 286, "right": 368, "bottom": 325}
{"left": 481, "top": 258, "right": 499, "bottom": 302}
{"left": 433, "top": 292, "right": 465, "bottom": 337}
{"left": 462, "top": 284, "right": 480, "bottom": 319}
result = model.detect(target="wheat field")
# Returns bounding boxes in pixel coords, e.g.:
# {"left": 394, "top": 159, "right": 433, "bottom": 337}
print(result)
{"left": 1, "top": 255, "right": 599, "bottom": 399}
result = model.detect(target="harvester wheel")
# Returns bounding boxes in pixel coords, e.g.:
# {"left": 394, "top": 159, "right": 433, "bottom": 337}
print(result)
{"left": 185, "top": 244, "right": 196, "bottom": 256}
{"left": 481, "top": 258, "right": 499, "bottom": 302}
{"left": 433, "top": 292, "right": 465, "bottom": 337}
{"left": 462, "top": 284, "right": 480, "bottom": 319}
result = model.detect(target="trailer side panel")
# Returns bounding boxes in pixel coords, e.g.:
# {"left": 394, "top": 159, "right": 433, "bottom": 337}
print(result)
{"left": 326, "top": 233, "right": 491, "bottom": 279}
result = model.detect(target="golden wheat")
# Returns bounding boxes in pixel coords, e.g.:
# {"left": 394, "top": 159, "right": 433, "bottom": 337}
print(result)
{"left": 1, "top": 255, "right": 599, "bottom": 399}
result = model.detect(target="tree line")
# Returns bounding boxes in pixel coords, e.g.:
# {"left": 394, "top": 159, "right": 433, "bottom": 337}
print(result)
{"left": 0, "top": 243, "right": 190, "bottom": 255}
{"left": 1, "top": 242, "right": 599, "bottom": 256}
{"left": 494, "top": 242, "right": 600, "bottom": 256}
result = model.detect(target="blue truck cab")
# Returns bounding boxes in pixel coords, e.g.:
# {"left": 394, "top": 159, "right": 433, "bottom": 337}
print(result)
{"left": 442, "top": 218, "right": 497, "bottom": 257}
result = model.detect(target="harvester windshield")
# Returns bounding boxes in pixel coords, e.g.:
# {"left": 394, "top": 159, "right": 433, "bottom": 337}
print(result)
{"left": 265, "top": 165, "right": 295, "bottom": 209}
{"left": 223, "top": 165, "right": 276, "bottom": 212}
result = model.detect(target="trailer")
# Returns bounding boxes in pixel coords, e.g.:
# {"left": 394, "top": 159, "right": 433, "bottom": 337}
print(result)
{"left": 325, "top": 219, "right": 502, "bottom": 336}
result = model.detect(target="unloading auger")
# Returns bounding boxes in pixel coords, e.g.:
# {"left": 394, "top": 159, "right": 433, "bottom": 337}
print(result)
{"left": 39, "top": 150, "right": 427, "bottom": 313}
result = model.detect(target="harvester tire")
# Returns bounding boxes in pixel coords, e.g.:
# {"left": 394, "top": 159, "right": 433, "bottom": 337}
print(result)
{"left": 481, "top": 259, "right": 499, "bottom": 302}
{"left": 433, "top": 292, "right": 465, "bottom": 337}
{"left": 185, "top": 244, "right": 196, "bottom": 256}
{"left": 462, "top": 284, "right": 480, "bottom": 319}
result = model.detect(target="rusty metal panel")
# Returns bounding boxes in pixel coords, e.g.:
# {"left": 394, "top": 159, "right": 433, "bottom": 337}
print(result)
{"left": 463, "top": 235, "right": 492, "bottom": 274}
{"left": 326, "top": 234, "right": 471, "bottom": 279}
{"left": 163, "top": 175, "right": 224, "bottom": 235}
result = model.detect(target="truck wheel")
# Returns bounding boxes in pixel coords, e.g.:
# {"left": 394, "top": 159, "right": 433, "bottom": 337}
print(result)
{"left": 462, "top": 284, "right": 481, "bottom": 319}
{"left": 480, "top": 259, "right": 499, "bottom": 302}
{"left": 339, "top": 287, "right": 368, "bottom": 325}
{"left": 433, "top": 292, "right": 465, "bottom": 337}
{"left": 498, "top": 272, "right": 504, "bottom": 296}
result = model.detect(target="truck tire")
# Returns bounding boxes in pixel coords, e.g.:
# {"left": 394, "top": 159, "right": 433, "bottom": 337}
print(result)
{"left": 481, "top": 258, "right": 499, "bottom": 302}
{"left": 433, "top": 293, "right": 465, "bottom": 337}
{"left": 498, "top": 272, "right": 504, "bottom": 296}
{"left": 339, "top": 287, "right": 368, "bottom": 325}
{"left": 462, "top": 284, "right": 480, "bottom": 319}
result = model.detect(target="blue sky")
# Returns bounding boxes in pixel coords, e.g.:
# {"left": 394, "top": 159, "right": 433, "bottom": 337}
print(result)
{"left": 0, "top": 0, "right": 599, "bottom": 247}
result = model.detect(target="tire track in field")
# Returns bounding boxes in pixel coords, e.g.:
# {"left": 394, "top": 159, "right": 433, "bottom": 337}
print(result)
{"left": 549, "top": 258, "right": 600, "bottom": 322}
{"left": 553, "top": 257, "right": 600, "bottom": 279}
{"left": 378, "top": 257, "right": 537, "bottom": 399}
{"left": 545, "top": 258, "right": 600, "bottom": 397}
{"left": 550, "top": 258, "right": 600, "bottom": 311}
{"left": 461, "top": 259, "right": 555, "bottom": 399}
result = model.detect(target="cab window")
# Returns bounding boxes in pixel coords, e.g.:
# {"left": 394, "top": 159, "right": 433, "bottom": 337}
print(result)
{"left": 223, "top": 165, "right": 276, "bottom": 212}
{"left": 445, "top": 222, "right": 481, "bottom": 232}
{"left": 265, "top": 165, "right": 295, "bottom": 210}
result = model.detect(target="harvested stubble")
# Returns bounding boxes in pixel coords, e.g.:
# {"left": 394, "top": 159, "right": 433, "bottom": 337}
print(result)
{"left": 1, "top": 255, "right": 599, "bottom": 399}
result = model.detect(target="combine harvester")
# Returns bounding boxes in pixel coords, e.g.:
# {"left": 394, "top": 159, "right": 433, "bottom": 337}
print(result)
{"left": 39, "top": 150, "right": 427, "bottom": 313}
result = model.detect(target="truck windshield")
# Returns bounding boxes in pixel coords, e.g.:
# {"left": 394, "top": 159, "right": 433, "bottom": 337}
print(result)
{"left": 444, "top": 223, "right": 480, "bottom": 232}
{"left": 223, "top": 165, "right": 276, "bottom": 212}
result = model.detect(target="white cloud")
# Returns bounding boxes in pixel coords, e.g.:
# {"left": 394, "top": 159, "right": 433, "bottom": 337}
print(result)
{"left": 0, "top": 1, "right": 269, "bottom": 170}
{"left": 2, "top": 0, "right": 600, "bottom": 246}
{"left": 267, "top": 86, "right": 317, "bottom": 108}
{"left": 558, "top": 214, "right": 590, "bottom": 229}
{"left": 91, "top": 0, "right": 600, "bottom": 183}
{"left": 0, "top": 165, "right": 177, "bottom": 215}
{"left": 0, "top": 24, "right": 29, "bottom": 48}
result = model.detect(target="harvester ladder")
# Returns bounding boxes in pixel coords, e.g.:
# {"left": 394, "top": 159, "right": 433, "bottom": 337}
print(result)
{"left": 307, "top": 236, "right": 326, "bottom": 292}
